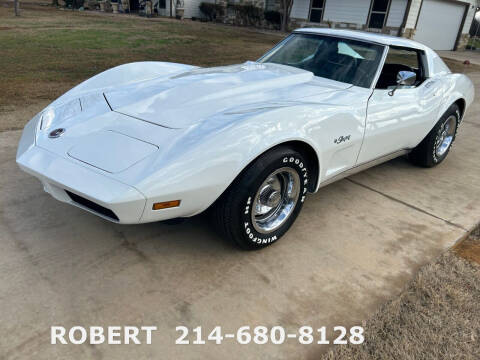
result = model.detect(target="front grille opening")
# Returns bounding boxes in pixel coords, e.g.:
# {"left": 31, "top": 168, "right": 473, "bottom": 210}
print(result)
{"left": 65, "top": 190, "right": 119, "bottom": 221}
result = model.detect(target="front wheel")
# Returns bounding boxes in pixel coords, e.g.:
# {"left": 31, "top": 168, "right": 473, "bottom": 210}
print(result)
{"left": 210, "top": 146, "right": 309, "bottom": 250}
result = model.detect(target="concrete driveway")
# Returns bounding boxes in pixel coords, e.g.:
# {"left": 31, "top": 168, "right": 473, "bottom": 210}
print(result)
{"left": 1, "top": 74, "right": 479, "bottom": 360}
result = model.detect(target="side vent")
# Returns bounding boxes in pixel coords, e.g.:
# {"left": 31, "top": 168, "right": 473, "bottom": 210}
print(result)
{"left": 66, "top": 191, "right": 120, "bottom": 221}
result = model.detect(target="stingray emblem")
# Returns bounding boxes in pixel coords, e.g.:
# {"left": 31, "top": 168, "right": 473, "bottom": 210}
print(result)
{"left": 334, "top": 135, "right": 351, "bottom": 144}
{"left": 49, "top": 128, "right": 66, "bottom": 139}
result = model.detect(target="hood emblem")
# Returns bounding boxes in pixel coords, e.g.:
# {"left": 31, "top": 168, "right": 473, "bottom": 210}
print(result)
{"left": 49, "top": 128, "right": 66, "bottom": 138}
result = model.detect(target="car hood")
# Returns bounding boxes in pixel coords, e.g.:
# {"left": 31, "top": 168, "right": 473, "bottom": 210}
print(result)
{"left": 104, "top": 62, "right": 350, "bottom": 129}
{"left": 33, "top": 62, "right": 352, "bottom": 175}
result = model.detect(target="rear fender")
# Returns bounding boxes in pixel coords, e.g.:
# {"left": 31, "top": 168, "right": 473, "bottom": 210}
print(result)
{"left": 436, "top": 74, "right": 474, "bottom": 125}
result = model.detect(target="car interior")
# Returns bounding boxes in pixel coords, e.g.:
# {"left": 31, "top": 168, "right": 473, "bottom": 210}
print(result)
{"left": 291, "top": 38, "right": 384, "bottom": 88}
{"left": 375, "top": 47, "right": 426, "bottom": 89}
{"left": 314, "top": 43, "right": 361, "bottom": 84}
{"left": 263, "top": 35, "right": 427, "bottom": 90}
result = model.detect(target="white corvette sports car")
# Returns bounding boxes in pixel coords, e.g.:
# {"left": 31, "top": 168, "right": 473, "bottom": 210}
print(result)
{"left": 17, "top": 28, "right": 474, "bottom": 249}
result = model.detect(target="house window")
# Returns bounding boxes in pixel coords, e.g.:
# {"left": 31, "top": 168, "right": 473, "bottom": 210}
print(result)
{"left": 309, "top": 0, "right": 325, "bottom": 23}
{"left": 368, "top": 0, "right": 390, "bottom": 29}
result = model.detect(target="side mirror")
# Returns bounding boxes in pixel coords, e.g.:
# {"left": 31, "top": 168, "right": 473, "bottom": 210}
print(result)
{"left": 388, "top": 71, "right": 416, "bottom": 96}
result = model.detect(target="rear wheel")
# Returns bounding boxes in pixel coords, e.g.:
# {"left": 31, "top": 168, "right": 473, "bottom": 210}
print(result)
{"left": 211, "top": 146, "right": 309, "bottom": 250}
{"left": 409, "top": 104, "right": 459, "bottom": 167}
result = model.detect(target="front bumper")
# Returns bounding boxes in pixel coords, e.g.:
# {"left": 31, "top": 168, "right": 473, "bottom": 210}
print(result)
{"left": 16, "top": 145, "right": 147, "bottom": 224}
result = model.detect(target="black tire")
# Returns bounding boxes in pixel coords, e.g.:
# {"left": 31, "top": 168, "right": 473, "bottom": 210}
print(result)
{"left": 210, "top": 146, "right": 309, "bottom": 250}
{"left": 409, "top": 104, "right": 459, "bottom": 168}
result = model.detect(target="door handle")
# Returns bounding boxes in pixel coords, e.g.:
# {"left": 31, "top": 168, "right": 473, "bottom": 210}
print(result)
{"left": 425, "top": 80, "right": 441, "bottom": 96}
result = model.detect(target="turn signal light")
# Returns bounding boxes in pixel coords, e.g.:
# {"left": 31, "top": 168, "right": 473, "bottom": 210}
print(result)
{"left": 152, "top": 200, "right": 181, "bottom": 210}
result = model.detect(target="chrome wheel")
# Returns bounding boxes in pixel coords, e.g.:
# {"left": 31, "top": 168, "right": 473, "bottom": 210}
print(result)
{"left": 251, "top": 167, "right": 300, "bottom": 234}
{"left": 435, "top": 115, "right": 456, "bottom": 157}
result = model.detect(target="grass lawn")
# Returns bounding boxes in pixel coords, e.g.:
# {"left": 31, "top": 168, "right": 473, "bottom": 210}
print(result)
{"left": 0, "top": 1, "right": 281, "bottom": 130}
{"left": 321, "top": 227, "right": 480, "bottom": 360}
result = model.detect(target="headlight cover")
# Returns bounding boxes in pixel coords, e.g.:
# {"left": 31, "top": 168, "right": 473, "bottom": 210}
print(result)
{"left": 40, "top": 98, "right": 82, "bottom": 131}
{"left": 16, "top": 112, "right": 42, "bottom": 158}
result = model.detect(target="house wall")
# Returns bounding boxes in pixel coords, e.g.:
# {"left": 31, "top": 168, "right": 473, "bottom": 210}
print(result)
{"left": 157, "top": 0, "right": 174, "bottom": 17}
{"left": 178, "top": 0, "right": 477, "bottom": 31}
{"left": 404, "top": 0, "right": 477, "bottom": 34}
{"left": 323, "top": 0, "right": 371, "bottom": 24}
{"left": 404, "top": 0, "right": 421, "bottom": 29}
{"left": 184, "top": 0, "right": 215, "bottom": 18}
{"left": 290, "top": 0, "right": 476, "bottom": 49}
{"left": 401, "top": 0, "right": 477, "bottom": 48}
{"left": 265, "top": 0, "right": 280, "bottom": 11}
{"left": 159, "top": 0, "right": 216, "bottom": 18}
{"left": 291, "top": 0, "right": 408, "bottom": 27}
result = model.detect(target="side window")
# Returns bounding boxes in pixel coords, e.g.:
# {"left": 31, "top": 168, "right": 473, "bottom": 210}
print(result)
{"left": 376, "top": 47, "right": 425, "bottom": 89}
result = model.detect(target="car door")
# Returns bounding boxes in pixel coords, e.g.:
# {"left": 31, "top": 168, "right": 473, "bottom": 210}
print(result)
{"left": 357, "top": 46, "right": 443, "bottom": 165}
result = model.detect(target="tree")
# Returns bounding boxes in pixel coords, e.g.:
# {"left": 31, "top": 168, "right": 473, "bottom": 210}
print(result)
{"left": 280, "top": 0, "right": 293, "bottom": 32}
{"left": 14, "top": 0, "right": 19, "bottom": 15}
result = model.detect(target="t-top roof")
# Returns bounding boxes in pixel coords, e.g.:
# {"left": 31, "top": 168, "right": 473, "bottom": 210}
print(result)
{"left": 294, "top": 28, "right": 429, "bottom": 51}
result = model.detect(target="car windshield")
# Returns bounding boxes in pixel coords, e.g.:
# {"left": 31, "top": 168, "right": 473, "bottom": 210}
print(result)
{"left": 259, "top": 33, "right": 385, "bottom": 88}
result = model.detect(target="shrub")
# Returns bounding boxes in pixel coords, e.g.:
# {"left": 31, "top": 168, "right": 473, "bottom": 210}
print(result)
{"left": 64, "top": 0, "right": 85, "bottom": 8}
{"left": 264, "top": 10, "right": 281, "bottom": 27}
{"left": 228, "top": 4, "right": 263, "bottom": 26}
{"left": 199, "top": 2, "right": 224, "bottom": 21}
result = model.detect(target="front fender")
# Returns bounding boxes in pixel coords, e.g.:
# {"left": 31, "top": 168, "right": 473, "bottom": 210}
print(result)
{"left": 124, "top": 97, "right": 366, "bottom": 222}
{"left": 129, "top": 105, "right": 321, "bottom": 222}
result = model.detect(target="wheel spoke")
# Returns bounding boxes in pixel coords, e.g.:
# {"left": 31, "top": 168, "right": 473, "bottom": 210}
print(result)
{"left": 435, "top": 115, "right": 456, "bottom": 158}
